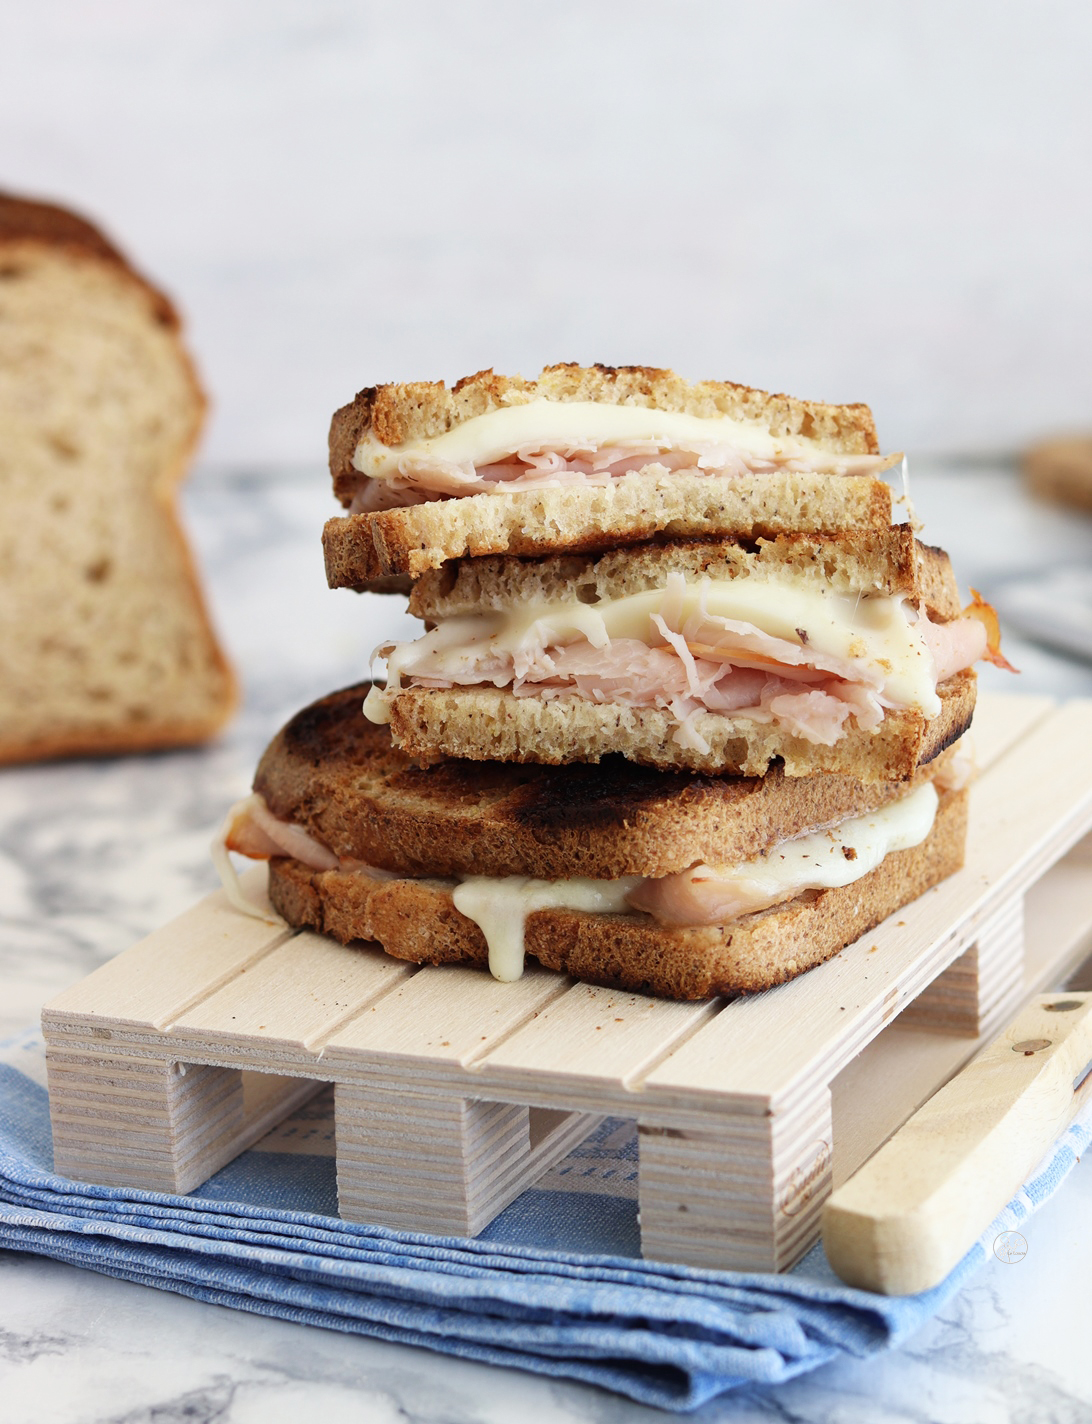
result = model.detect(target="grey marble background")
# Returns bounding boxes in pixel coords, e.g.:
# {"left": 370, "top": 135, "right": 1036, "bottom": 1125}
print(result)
{"left": 1, "top": 463, "right": 1092, "bottom": 1422}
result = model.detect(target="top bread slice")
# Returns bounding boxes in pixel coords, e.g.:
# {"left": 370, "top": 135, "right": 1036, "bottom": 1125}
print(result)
{"left": 255, "top": 682, "right": 956, "bottom": 881}
{"left": 324, "top": 364, "right": 893, "bottom": 588}
{"left": 0, "top": 192, "right": 236, "bottom": 763}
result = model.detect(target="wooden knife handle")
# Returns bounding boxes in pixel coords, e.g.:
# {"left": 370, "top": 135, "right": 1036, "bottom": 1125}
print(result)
{"left": 821, "top": 991, "right": 1092, "bottom": 1295}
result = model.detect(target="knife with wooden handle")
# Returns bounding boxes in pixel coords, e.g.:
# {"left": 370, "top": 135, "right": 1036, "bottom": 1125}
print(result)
{"left": 821, "top": 991, "right": 1092, "bottom": 1295}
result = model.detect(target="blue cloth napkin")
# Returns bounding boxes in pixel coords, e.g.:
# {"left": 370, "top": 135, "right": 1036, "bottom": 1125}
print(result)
{"left": 1, "top": 1028, "right": 1088, "bottom": 1412}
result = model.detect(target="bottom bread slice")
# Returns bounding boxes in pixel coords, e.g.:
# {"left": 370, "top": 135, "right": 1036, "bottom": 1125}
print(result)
{"left": 268, "top": 787, "right": 967, "bottom": 999}
{"left": 386, "top": 671, "right": 976, "bottom": 782}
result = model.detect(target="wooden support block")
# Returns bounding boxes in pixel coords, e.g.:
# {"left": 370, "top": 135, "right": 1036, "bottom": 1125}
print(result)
{"left": 47, "top": 1048, "right": 245, "bottom": 1193}
{"left": 899, "top": 894, "right": 1025, "bottom": 1038}
{"left": 638, "top": 1090, "right": 834, "bottom": 1273}
{"left": 335, "top": 1082, "right": 600, "bottom": 1236}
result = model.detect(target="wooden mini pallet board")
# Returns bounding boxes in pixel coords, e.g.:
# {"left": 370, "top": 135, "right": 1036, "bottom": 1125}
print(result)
{"left": 42, "top": 693, "right": 1092, "bottom": 1272}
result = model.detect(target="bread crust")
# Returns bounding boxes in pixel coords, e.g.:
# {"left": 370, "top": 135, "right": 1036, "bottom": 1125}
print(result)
{"left": 255, "top": 683, "right": 954, "bottom": 880}
{"left": 323, "top": 468, "right": 895, "bottom": 588}
{"left": 0, "top": 190, "right": 236, "bottom": 764}
{"left": 408, "top": 529, "right": 962, "bottom": 622}
{"left": 267, "top": 787, "right": 968, "bottom": 999}
{"left": 385, "top": 670, "right": 976, "bottom": 782}
{"left": 0, "top": 191, "right": 180, "bottom": 329}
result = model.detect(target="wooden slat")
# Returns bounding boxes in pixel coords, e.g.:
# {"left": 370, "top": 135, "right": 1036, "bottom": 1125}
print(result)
{"left": 169, "top": 933, "right": 413, "bottom": 1054}
{"left": 478, "top": 980, "right": 717, "bottom": 1100}
{"left": 43, "top": 868, "right": 291, "bottom": 1032}
{"left": 642, "top": 700, "right": 1092, "bottom": 1111}
{"left": 322, "top": 961, "right": 568, "bottom": 1071}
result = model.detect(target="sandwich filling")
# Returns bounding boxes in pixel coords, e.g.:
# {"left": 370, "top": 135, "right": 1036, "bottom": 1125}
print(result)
{"left": 364, "top": 572, "right": 992, "bottom": 750}
{"left": 349, "top": 399, "right": 901, "bottom": 513}
{"left": 213, "top": 779, "right": 944, "bottom": 982}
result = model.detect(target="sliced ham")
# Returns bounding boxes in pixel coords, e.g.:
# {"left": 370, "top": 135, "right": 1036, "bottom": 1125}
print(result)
{"left": 348, "top": 441, "right": 896, "bottom": 513}
{"left": 223, "top": 793, "right": 338, "bottom": 872}
{"left": 378, "top": 575, "right": 1003, "bottom": 750}
{"left": 918, "top": 615, "right": 988, "bottom": 685}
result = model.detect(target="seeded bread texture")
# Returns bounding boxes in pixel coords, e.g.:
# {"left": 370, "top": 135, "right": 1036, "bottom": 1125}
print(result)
{"left": 0, "top": 191, "right": 235, "bottom": 763}
{"left": 268, "top": 787, "right": 968, "bottom": 999}
{"left": 409, "top": 529, "right": 962, "bottom": 622}
{"left": 255, "top": 683, "right": 956, "bottom": 880}
{"left": 385, "top": 670, "right": 976, "bottom": 782}
{"left": 323, "top": 468, "right": 895, "bottom": 587}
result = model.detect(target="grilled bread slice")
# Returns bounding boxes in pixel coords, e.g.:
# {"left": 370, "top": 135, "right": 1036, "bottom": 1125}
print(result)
{"left": 255, "top": 682, "right": 957, "bottom": 879}
{"left": 324, "top": 363, "right": 896, "bottom": 588}
{"left": 270, "top": 790, "right": 966, "bottom": 998}
{"left": 385, "top": 674, "right": 975, "bottom": 783}
{"left": 0, "top": 191, "right": 235, "bottom": 762}
{"left": 239, "top": 684, "right": 968, "bottom": 999}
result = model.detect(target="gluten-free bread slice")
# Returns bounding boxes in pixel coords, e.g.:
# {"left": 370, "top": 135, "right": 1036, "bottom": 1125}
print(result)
{"left": 324, "top": 363, "right": 895, "bottom": 586}
{"left": 0, "top": 192, "right": 235, "bottom": 762}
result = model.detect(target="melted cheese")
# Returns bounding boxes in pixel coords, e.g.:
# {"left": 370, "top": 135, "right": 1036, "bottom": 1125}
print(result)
{"left": 452, "top": 875, "right": 639, "bottom": 981}
{"left": 211, "top": 788, "right": 940, "bottom": 985}
{"left": 691, "top": 781, "right": 938, "bottom": 912}
{"left": 354, "top": 399, "right": 853, "bottom": 479}
{"left": 365, "top": 573, "right": 941, "bottom": 723}
{"left": 447, "top": 783, "right": 938, "bottom": 980}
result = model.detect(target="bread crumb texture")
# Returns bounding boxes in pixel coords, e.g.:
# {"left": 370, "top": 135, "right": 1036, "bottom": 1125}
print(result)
{"left": 0, "top": 193, "right": 235, "bottom": 763}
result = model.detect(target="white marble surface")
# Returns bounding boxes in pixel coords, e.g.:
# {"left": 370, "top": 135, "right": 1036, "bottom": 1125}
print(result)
{"left": 2, "top": 463, "right": 1092, "bottom": 1421}
{"left": 2, "top": 2, "right": 1092, "bottom": 464}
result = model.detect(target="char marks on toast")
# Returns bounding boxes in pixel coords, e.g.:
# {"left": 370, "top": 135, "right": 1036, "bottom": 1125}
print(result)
{"left": 255, "top": 683, "right": 956, "bottom": 879}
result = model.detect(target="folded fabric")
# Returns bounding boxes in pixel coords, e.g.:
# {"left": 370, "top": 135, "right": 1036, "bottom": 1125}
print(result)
{"left": 1, "top": 1029, "right": 1088, "bottom": 1411}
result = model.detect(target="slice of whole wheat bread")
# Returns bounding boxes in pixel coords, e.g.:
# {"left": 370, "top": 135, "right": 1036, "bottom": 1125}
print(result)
{"left": 324, "top": 468, "right": 895, "bottom": 588}
{"left": 325, "top": 363, "right": 891, "bottom": 586}
{"left": 409, "top": 529, "right": 961, "bottom": 622}
{"left": 0, "top": 192, "right": 235, "bottom": 763}
{"left": 267, "top": 786, "right": 968, "bottom": 999}
{"left": 385, "top": 672, "right": 976, "bottom": 782}
{"left": 255, "top": 683, "right": 956, "bottom": 880}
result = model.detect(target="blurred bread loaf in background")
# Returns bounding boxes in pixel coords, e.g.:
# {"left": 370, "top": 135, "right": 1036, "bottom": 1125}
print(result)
{"left": 1023, "top": 434, "right": 1092, "bottom": 514}
{"left": 0, "top": 191, "right": 235, "bottom": 764}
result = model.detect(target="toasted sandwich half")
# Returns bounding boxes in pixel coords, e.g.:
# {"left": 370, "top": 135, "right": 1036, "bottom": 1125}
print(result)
{"left": 214, "top": 685, "right": 971, "bottom": 999}
{"left": 363, "top": 528, "right": 1003, "bottom": 781}
{"left": 324, "top": 364, "right": 903, "bottom": 590}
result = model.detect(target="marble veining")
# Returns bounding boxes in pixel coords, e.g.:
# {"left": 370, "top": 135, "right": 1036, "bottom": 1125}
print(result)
{"left": 1, "top": 462, "right": 1091, "bottom": 1421}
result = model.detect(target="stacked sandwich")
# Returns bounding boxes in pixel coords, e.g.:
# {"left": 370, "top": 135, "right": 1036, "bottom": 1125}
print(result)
{"left": 218, "top": 365, "right": 1009, "bottom": 999}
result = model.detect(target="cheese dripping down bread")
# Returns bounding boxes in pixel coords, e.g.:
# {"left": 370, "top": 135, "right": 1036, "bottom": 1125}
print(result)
{"left": 209, "top": 686, "right": 973, "bottom": 998}
{"left": 363, "top": 532, "right": 1008, "bottom": 780}
{"left": 324, "top": 365, "right": 904, "bottom": 586}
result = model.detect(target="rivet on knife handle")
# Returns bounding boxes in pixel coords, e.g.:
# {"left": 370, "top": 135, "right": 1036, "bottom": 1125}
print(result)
{"left": 821, "top": 992, "right": 1092, "bottom": 1296}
